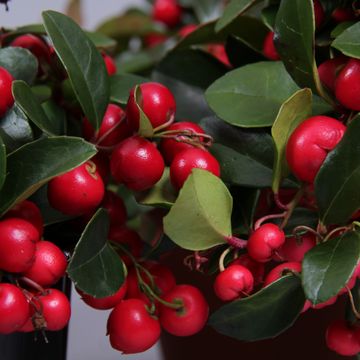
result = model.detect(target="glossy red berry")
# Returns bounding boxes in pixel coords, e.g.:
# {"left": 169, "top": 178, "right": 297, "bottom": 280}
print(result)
{"left": 247, "top": 223, "right": 285, "bottom": 263}
{"left": 286, "top": 116, "right": 346, "bottom": 183}
{"left": 0, "top": 284, "right": 30, "bottom": 334}
{"left": 126, "top": 82, "right": 176, "bottom": 132}
{"left": 170, "top": 148, "right": 220, "bottom": 190}
{"left": 82, "top": 104, "right": 129, "bottom": 147}
{"left": 159, "top": 284, "right": 209, "bottom": 336}
{"left": 214, "top": 265, "right": 254, "bottom": 301}
{"left": 102, "top": 190, "right": 127, "bottom": 226}
{"left": 0, "top": 66, "right": 14, "bottom": 117}
{"left": 160, "top": 121, "right": 206, "bottom": 164}
{"left": 335, "top": 59, "right": 360, "bottom": 111}
{"left": 101, "top": 52, "right": 117, "bottom": 75}
{"left": 332, "top": 7, "right": 355, "bottom": 22}
{"left": 48, "top": 161, "right": 105, "bottom": 216}
{"left": 263, "top": 262, "right": 302, "bottom": 287}
{"left": 263, "top": 31, "right": 280, "bottom": 61}
{"left": 23, "top": 241, "right": 67, "bottom": 287}
{"left": 108, "top": 298, "right": 161, "bottom": 354}
{"left": 326, "top": 319, "right": 360, "bottom": 356}
{"left": 144, "top": 33, "right": 168, "bottom": 48}
{"left": 178, "top": 24, "right": 197, "bottom": 38}
{"left": 318, "top": 56, "right": 347, "bottom": 91}
{"left": 313, "top": 0, "right": 324, "bottom": 28}
{"left": 152, "top": 0, "right": 182, "bottom": 27}
{"left": 207, "top": 44, "right": 231, "bottom": 67}
{"left": 110, "top": 135, "right": 165, "bottom": 191}
{"left": 0, "top": 218, "right": 39, "bottom": 273}
{"left": 10, "top": 34, "right": 50, "bottom": 63}
{"left": 4, "top": 200, "right": 44, "bottom": 236}
{"left": 230, "top": 254, "right": 265, "bottom": 286}
{"left": 77, "top": 279, "right": 127, "bottom": 310}
{"left": 312, "top": 295, "right": 338, "bottom": 310}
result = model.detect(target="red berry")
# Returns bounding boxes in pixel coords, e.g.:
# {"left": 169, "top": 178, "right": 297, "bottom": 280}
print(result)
{"left": 214, "top": 265, "right": 254, "bottom": 301}
{"left": 274, "top": 233, "right": 316, "bottom": 262}
{"left": 230, "top": 254, "right": 265, "bottom": 286}
{"left": 0, "top": 284, "right": 30, "bottom": 334}
{"left": 101, "top": 52, "right": 117, "bottom": 75}
{"left": 4, "top": 200, "right": 44, "bottom": 236}
{"left": 159, "top": 284, "right": 209, "bottom": 336}
{"left": 263, "top": 262, "right": 302, "bottom": 287}
{"left": 335, "top": 59, "right": 360, "bottom": 111}
{"left": 108, "top": 298, "right": 161, "bottom": 354}
{"left": 0, "top": 66, "right": 14, "bottom": 117}
{"left": 126, "top": 82, "right": 176, "bottom": 132}
{"left": 207, "top": 44, "right": 231, "bottom": 67}
{"left": 82, "top": 104, "right": 129, "bottom": 147}
{"left": 10, "top": 34, "right": 50, "bottom": 63}
{"left": 313, "top": 0, "right": 324, "bottom": 28}
{"left": 110, "top": 135, "right": 165, "bottom": 191}
{"left": 247, "top": 223, "right": 285, "bottom": 263}
{"left": 102, "top": 190, "right": 127, "bottom": 226}
{"left": 312, "top": 295, "right": 338, "bottom": 310}
{"left": 286, "top": 116, "right": 346, "bottom": 183}
{"left": 23, "top": 241, "right": 67, "bottom": 287}
{"left": 326, "top": 319, "right": 360, "bottom": 356}
{"left": 178, "top": 24, "right": 197, "bottom": 38}
{"left": 152, "top": 0, "right": 182, "bottom": 27}
{"left": 318, "top": 56, "right": 347, "bottom": 91}
{"left": 332, "top": 7, "right": 356, "bottom": 22}
{"left": 160, "top": 121, "right": 206, "bottom": 164}
{"left": 144, "top": 33, "right": 168, "bottom": 48}
{"left": 170, "top": 148, "right": 220, "bottom": 190}
{"left": 263, "top": 31, "right": 280, "bottom": 61}
{"left": 77, "top": 279, "right": 127, "bottom": 310}
{"left": 48, "top": 161, "right": 105, "bottom": 216}
{"left": 0, "top": 218, "right": 39, "bottom": 273}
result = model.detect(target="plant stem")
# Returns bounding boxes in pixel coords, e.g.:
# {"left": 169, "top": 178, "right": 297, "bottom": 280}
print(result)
{"left": 219, "top": 247, "right": 232, "bottom": 272}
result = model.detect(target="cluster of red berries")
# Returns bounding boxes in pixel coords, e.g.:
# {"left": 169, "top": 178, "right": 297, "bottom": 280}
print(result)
{"left": 0, "top": 200, "right": 70, "bottom": 335}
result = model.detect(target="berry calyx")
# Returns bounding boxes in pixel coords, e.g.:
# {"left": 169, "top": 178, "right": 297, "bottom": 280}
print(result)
{"left": 263, "top": 31, "right": 280, "bottom": 61}
{"left": 214, "top": 264, "right": 254, "bottom": 301}
{"left": 152, "top": 0, "right": 182, "bottom": 28}
{"left": 170, "top": 148, "right": 220, "bottom": 190}
{"left": 286, "top": 116, "right": 346, "bottom": 183}
{"left": 47, "top": 161, "right": 105, "bottom": 216}
{"left": 110, "top": 135, "right": 165, "bottom": 191}
{"left": 247, "top": 223, "right": 285, "bottom": 263}
{"left": 0, "top": 66, "right": 14, "bottom": 117}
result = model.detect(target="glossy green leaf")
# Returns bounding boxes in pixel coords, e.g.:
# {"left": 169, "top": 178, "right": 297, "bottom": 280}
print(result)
{"left": 134, "top": 85, "right": 154, "bottom": 137}
{"left": 261, "top": 4, "right": 278, "bottom": 30}
{"left": 42, "top": 100, "right": 67, "bottom": 135}
{"left": 163, "top": 169, "right": 232, "bottom": 251}
{"left": 0, "top": 47, "right": 38, "bottom": 85}
{"left": 42, "top": 10, "right": 109, "bottom": 130}
{"left": 271, "top": 89, "right": 312, "bottom": 193}
{"left": 0, "top": 136, "right": 5, "bottom": 190}
{"left": 332, "top": 21, "right": 360, "bottom": 59}
{"left": 0, "top": 105, "right": 33, "bottom": 152}
{"left": 274, "top": 0, "right": 324, "bottom": 97}
{"left": 193, "top": 0, "right": 222, "bottom": 22}
{"left": 32, "top": 85, "right": 52, "bottom": 103}
{"left": 302, "top": 231, "right": 360, "bottom": 304}
{"left": 331, "top": 21, "right": 356, "bottom": 39}
{"left": 67, "top": 209, "right": 126, "bottom": 298}
{"left": 12, "top": 80, "right": 58, "bottom": 136}
{"left": 205, "top": 61, "right": 330, "bottom": 128}
{"left": 110, "top": 73, "right": 148, "bottom": 106}
{"left": 0, "top": 137, "right": 97, "bottom": 215}
{"left": 85, "top": 31, "right": 117, "bottom": 50}
{"left": 215, "top": 0, "right": 262, "bottom": 32}
{"left": 209, "top": 275, "right": 305, "bottom": 341}
{"left": 315, "top": 117, "right": 360, "bottom": 225}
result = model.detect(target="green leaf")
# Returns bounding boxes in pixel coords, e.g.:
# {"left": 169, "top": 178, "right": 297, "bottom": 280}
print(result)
{"left": 163, "top": 169, "right": 232, "bottom": 251}
{"left": 41, "top": 100, "right": 67, "bottom": 135}
{"left": 206, "top": 61, "right": 331, "bottom": 128}
{"left": 0, "top": 47, "right": 38, "bottom": 85}
{"left": 1, "top": 24, "right": 46, "bottom": 44}
{"left": 332, "top": 21, "right": 360, "bottom": 59}
{"left": 110, "top": 73, "right": 148, "bottom": 106}
{"left": 12, "top": 80, "right": 58, "bottom": 136}
{"left": 302, "top": 231, "right": 360, "bottom": 304}
{"left": 315, "top": 117, "right": 360, "bottom": 225}
{"left": 271, "top": 89, "right": 312, "bottom": 193}
{"left": 0, "top": 136, "right": 97, "bottom": 216}
{"left": 261, "top": 4, "right": 278, "bottom": 30}
{"left": 85, "top": 31, "right": 117, "bottom": 50}
{"left": 193, "top": 0, "right": 223, "bottom": 22}
{"left": 67, "top": 209, "right": 126, "bottom": 298}
{"left": 32, "top": 85, "right": 52, "bottom": 103}
{"left": 0, "top": 136, "right": 5, "bottom": 190}
{"left": 134, "top": 85, "right": 154, "bottom": 137}
{"left": 0, "top": 105, "right": 33, "bottom": 152}
{"left": 42, "top": 10, "right": 109, "bottom": 130}
{"left": 331, "top": 21, "right": 356, "bottom": 39}
{"left": 215, "top": 0, "right": 262, "bottom": 32}
{"left": 209, "top": 275, "right": 305, "bottom": 341}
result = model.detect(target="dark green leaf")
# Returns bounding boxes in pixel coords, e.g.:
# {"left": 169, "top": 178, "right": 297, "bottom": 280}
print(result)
{"left": 12, "top": 80, "right": 59, "bottom": 136}
{"left": 0, "top": 136, "right": 5, "bottom": 190}
{"left": 315, "top": 117, "right": 360, "bottom": 225}
{"left": 271, "top": 89, "right": 312, "bottom": 193}
{"left": 41, "top": 100, "right": 67, "bottom": 135}
{"left": 0, "top": 47, "right": 38, "bottom": 85}
{"left": 0, "top": 105, "right": 33, "bottom": 152}
{"left": 42, "top": 10, "right": 109, "bottom": 130}
{"left": 67, "top": 209, "right": 126, "bottom": 298}
{"left": 134, "top": 85, "right": 154, "bottom": 137}
{"left": 209, "top": 275, "right": 305, "bottom": 341}
{"left": 0, "top": 136, "right": 97, "bottom": 216}
{"left": 302, "top": 231, "right": 360, "bottom": 304}
{"left": 205, "top": 61, "right": 331, "bottom": 128}
{"left": 32, "top": 85, "right": 52, "bottom": 103}
{"left": 332, "top": 21, "right": 360, "bottom": 59}
{"left": 110, "top": 73, "right": 148, "bottom": 106}
{"left": 163, "top": 169, "right": 232, "bottom": 250}
{"left": 85, "top": 31, "right": 117, "bottom": 50}
{"left": 261, "top": 4, "right": 278, "bottom": 30}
